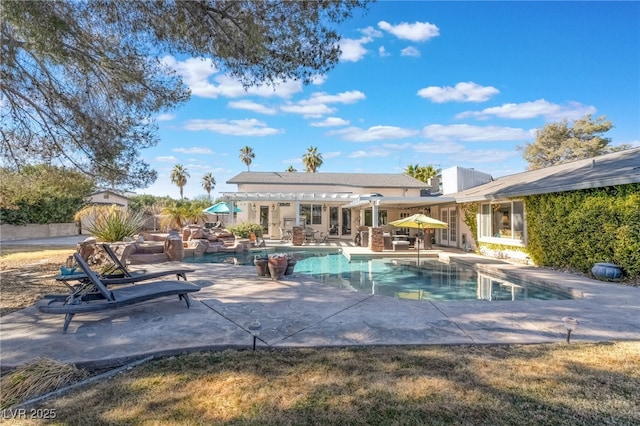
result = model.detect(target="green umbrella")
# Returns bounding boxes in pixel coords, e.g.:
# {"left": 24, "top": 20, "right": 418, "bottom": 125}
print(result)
{"left": 389, "top": 214, "right": 448, "bottom": 263}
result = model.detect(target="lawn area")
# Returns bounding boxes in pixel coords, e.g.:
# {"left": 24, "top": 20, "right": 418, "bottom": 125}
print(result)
{"left": 0, "top": 245, "right": 73, "bottom": 315}
{"left": 4, "top": 342, "right": 639, "bottom": 425}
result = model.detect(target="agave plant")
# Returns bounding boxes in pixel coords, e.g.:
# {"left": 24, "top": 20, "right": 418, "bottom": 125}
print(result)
{"left": 74, "top": 205, "right": 145, "bottom": 242}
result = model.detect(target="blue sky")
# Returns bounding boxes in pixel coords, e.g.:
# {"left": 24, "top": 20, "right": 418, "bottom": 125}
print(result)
{"left": 140, "top": 1, "right": 640, "bottom": 200}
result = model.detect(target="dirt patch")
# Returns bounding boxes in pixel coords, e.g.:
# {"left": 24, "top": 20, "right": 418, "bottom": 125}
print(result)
{"left": 0, "top": 247, "right": 74, "bottom": 316}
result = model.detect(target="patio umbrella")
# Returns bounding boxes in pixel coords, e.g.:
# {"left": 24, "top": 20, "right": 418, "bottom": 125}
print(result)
{"left": 389, "top": 213, "right": 448, "bottom": 263}
{"left": 202, "top": 201, "right": 241, "bottom": 215}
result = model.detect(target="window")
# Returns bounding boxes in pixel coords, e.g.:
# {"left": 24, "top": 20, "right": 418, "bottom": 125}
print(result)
{"left": 364, "top": 209, "right": 387, "bottom": 226}
{"left": 300, "top": 204, "right": 323, "bottom": 225}
{"left": 479, "top": 201, "right": 525, "bottom": 241}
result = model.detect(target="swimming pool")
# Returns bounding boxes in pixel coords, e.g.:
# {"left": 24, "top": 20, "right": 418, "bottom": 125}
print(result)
{"left": 185, "top": 250, "right": 572, "bottom": 302}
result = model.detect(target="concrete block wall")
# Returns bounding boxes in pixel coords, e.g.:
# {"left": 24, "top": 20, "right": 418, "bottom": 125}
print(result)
{"left": 0, "top": 223, "right": 79, "bottom": 241}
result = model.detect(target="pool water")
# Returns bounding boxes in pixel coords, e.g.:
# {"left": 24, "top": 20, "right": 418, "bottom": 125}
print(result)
{"left": 185, "top": 250, "right": 572, "bottom": 302}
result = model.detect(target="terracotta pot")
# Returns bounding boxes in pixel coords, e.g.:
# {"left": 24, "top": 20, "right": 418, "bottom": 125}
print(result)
{"left": 268, "top": 254, "right": 288, "bottom": 280}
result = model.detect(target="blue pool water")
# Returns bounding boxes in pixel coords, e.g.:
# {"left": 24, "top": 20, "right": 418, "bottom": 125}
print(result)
{"left": 185, "top": 250, "right": 572, "bottom": 302}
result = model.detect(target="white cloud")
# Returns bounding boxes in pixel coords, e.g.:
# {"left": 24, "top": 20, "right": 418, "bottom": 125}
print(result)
{"left": 400, "top": 46, "right": 420, "bottom": 57}
{"left": 306, "top": 91, "right": 366, "bottom": 105}
{"left": 323, "top": 151, "right": 342, "bottom": 159}
{"left": 310, "top": 117, "right": 350, "bottom": 127}
{"left": 161, "top": 56, "right": 219, "bottom": 97}
{"left": 330, "top": 125, "right": 419, "bottom": 142}
{"left": 156, "top": 113, "right": 175, "bottom": 121}
{"left": 417, "top": 82, "right": 499, "bottom": 103}
{"left": 280, "top": 103, "right": 336, "bottom": 118}
{"left": 361, "top": 26, "right": 383, "bottom": 38}
{"left": 378, "top": 46, "right": 390, "bottom": 57}
{"left": 348, "top": 148, "right": 392, "bottom": 158}
{"left": 228, "top": 100, "right": 277, "bottom": 115}
{"left": 412, "top": 141, "right": 520, "bottom": 163}
{"left": 378, "top": 21, "right": 440, "bottom": 42}
{"left": 184, "top": 118, "right": 283, "bottom": 136}
{"left": 382, "top": 143, "right": 412, "bottom": 150}
{"left": 162, "top": 55, "right": 303, "bottom": 99}
{"left": 156, "top": 155, "right": 178, "bottom": 163}
{"left": 281, "top": 90, "right": 366, "bottom": 118}
{"left": 456, "top": 99, "right": 597, "bottom": 121}
{"left": 310, "top": 75, "right": 327, "bottom": 85}
{"left": 339, "top": 36, "right": 373, "bottom": 62}
{"left": 422, "top": 124, "right": 533, "bottom": 142}
{"left": 173, "top": 147, "right": 214, "bottom": 155}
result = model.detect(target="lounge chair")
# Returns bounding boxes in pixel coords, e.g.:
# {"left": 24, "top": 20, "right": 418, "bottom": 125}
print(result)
{"left": 38, "top": 253, "right": 200, "bottom": 333}
{"left": 54, "top": 244, "right": 194, "bottom": 289}
{"left": 101, "top": 244, "right": 193, "bottom": 281}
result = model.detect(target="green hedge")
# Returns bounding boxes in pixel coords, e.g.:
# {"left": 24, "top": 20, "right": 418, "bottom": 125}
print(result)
{"left": 0, "top": 165, "right": 94, "bottom": 225}
{"left": 0, "top": 196, "right": 87, "bottom": 225}
{"left": 524, "top": 184, "right": 640, "bottom": 278}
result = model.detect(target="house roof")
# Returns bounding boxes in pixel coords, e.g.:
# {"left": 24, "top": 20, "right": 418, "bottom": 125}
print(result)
{"left": 227, "top": 172, "right": 427, "bottom": 189}
{"left": 90, "top": 189, "right": 132, "bottom": 199}
{"left": 453, "top": 147, "right": 640, "bottom": 202}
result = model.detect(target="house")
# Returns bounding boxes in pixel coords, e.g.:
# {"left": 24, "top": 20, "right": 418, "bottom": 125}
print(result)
{"left": 223, "top": 148, "right": 640, "bottom": 257}
{"left": 87, "top": 189, "right": 131, "bottom": 209}
{"left": 222, "top": 172, "right": 451, "bottom": 241}
{"left": 451, "top": 147, "right": 640, "bottom": 260}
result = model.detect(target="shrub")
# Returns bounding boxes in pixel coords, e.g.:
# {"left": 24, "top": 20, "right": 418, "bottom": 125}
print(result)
{"left": 524, "top": 184, "right": 640, "bottom": 279}
{"left": 74, "top": 205, "right": 145, "bottom": 242}
{"left": 0, "top": 358, "right": 88, "bottom": 409}
{"left": 226, "top": 222, "right": 263, "bottom": 238}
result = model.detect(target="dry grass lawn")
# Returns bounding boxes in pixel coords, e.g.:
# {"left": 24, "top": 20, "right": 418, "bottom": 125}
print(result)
{"left": 0, "top": 245, "right": 73, "bottom": 316}
{"left": 6, "top": 343, "right": 640, "bottom": 425}
{"left": 2, "top": 245, "right": 639, "bottom": 425}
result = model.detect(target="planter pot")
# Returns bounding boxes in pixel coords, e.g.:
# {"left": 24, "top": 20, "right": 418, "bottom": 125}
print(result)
{"left": 254, "top": 257, "right": 268, "bottom": 276}
{"left": 268, "top": 254, "right": 288, "bottom": 280}
{"left": 285, "top": 258, "right": 297, "bottom": 275}
{"left": 592, "top": 262, "right": 623, "bottom": 281}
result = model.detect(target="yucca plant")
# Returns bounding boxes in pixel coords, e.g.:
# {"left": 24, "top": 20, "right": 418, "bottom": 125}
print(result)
{"left": 0, "top": 358, "right": 88, "bottom": 409}
{"left": 74, "top": 205, "right": 145, "bottom": 242}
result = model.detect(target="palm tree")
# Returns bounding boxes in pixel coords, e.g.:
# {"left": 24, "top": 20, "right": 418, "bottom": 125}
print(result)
{"left": 404, "top": 164, "right": 439, "bottom": 183}
{"left": 285, "top": 165, "right": 297, "bottom": 172}
{"left": 170, "top": 164, "right": 189, "bottom": 200}
{"left": 201, "top": 172, "right": 216, "bottom": 203}
{"left": 404, "top": 164, "right": 419, "bottom": 178}
{"left": 302, "top": 146, "right": 323, "bottom": 173}
{"left": 239, "top": 146, "right": 255, "bottom": 171}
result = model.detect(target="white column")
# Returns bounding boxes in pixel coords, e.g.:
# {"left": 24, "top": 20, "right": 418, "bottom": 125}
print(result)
{"left": 372, "top": 200, "right": 379, "bottom": 227}
{"left": 295, "top": 199, "right": 301, "bottom": 226}
{"left": 228, "top": 200, "right": 236, "bottom": 224}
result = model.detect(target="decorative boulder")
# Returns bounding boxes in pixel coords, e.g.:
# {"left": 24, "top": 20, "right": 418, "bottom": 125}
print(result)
{"left": 164, "top": 230, "right": 184, "bottom": 261}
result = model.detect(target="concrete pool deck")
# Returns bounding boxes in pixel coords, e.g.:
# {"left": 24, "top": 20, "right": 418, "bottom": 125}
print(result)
{"left": 1, "top": 237, "right": 639, "bottom": 369}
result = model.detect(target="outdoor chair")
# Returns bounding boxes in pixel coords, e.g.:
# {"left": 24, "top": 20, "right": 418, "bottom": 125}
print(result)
{"left": 38, "top": 253, "right": 200, "bottom": 333}
{"left": 303, "top": 228, "right": 317, "bottom": 243}
{"left": 101, "top": 244, "right": 193, "bottom": 281}
{"left": 280, "top": 227, "right": 292, "bottom": 242}
{"left": 53, "top": 244, "right": 194, "bottom": 292}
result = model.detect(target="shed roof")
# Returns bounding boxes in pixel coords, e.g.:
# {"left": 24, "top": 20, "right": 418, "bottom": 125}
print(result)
{"left": 453, "top": 148, "right": 640, "bottom": 202}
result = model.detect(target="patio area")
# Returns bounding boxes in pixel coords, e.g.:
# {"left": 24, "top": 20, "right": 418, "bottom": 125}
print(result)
{"left": 1, "top": 238, "right": 638, "bottom": 370}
